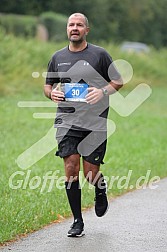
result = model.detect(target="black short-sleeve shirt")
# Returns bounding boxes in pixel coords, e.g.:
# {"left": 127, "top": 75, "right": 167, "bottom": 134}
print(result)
{"left": 46, "top": 43, "right": 120, "bottom": 133}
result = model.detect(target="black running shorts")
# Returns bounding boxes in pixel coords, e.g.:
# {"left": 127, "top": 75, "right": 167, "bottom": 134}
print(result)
{"left": 55, "top": 128, "right": 107, "bottom": 165}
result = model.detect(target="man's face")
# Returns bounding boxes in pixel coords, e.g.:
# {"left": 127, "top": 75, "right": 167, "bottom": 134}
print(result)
{"left": 67, "top": 15, "right": 89, "bottom": 43}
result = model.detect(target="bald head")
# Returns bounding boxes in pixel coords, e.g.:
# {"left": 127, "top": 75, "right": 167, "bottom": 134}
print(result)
{"left": 67, "top": 13, "right": 89, "bottom": 27}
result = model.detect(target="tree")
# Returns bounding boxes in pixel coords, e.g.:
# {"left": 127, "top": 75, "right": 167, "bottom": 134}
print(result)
{"left": 1, "top": 0, "right": 167, "bottom": 47}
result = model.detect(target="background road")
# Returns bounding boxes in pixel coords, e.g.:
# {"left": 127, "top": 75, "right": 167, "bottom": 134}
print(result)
{"left": 1, "top": 178, "right": 167, "bottom": 252}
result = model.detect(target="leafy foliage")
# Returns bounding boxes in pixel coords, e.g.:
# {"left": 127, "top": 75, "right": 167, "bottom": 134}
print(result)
{"left": 0, "top": 13, "right": 37, "bottom": 37}
{"left": 1, "top": 0, "right": 167, "bottom": 47}
{"left": 39, "top": 12, "right": 67, "bottom": 41}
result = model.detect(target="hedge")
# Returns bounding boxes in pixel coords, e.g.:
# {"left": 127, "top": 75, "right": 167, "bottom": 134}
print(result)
{"left": 39, "top": 12, "right": 67, "bottom": 41}
{"left": 0, "top": 13, "right": 37, "bottom": 37}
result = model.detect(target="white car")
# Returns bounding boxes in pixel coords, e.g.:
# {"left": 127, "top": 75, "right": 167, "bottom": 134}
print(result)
{"left": 121, "top": 41, "right": 150, "bottom": 53}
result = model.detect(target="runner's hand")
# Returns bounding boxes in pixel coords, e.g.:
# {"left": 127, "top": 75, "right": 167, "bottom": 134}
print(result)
{"left": 51, "top": 85, "right": 65, "bottom": 102}
{"left": 86, "top": 87, "right": 103, "bottom": 104}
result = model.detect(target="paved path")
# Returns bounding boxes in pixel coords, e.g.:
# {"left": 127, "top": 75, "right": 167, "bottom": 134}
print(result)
{"left": 1, "top": 178, "right": 167, "bottom": 252}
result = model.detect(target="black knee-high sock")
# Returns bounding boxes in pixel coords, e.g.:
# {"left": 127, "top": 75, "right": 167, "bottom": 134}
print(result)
{"left": 65, "top": 180, "right": 83, "bottom": 222}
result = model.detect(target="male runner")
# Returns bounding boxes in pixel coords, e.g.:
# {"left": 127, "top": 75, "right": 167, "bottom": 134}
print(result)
{"left": 44, "top": 13, "right": 123, "bottom": 237}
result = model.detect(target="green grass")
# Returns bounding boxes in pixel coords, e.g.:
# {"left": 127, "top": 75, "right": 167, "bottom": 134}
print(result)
{"left": 0, "top": 34, "right": 167, "bottom": 244}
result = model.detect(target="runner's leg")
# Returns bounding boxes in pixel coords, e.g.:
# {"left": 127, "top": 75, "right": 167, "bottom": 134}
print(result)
{"left": 64, "top": 154, "right": 83, "bottom": 222}
{"left": 83, "top": 159, "right": 108, "bottom": 217}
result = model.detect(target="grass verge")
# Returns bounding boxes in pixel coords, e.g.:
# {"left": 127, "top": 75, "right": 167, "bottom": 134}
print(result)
{"left": 0, "top": 35, "right": 167, "bottom": 243}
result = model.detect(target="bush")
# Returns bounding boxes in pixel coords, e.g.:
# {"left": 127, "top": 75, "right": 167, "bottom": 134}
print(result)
{"left": 39, "top": 12, "right": 67, "bottom": 41}
{"left": 0, "top": 13, "right": 37, "bottom": 37}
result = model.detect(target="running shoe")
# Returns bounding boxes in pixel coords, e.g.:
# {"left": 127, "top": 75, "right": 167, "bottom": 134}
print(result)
{"left": 67, "top": 219, "right": 84, "bottom": 237}
{"left": 95, "top": 179, "right": 108, "bottom": 217}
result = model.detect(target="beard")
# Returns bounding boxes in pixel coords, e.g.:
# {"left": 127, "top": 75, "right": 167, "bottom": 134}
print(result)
{"left": 69, "top": 33, "right": 86, "bottom": 44}
{"left": 69, "top": 38, "right": 83, "bottom": 44}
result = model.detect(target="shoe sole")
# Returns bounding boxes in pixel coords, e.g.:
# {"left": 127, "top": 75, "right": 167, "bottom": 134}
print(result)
{"left": 67, "top": 232, "right": 85, "bottom": 237}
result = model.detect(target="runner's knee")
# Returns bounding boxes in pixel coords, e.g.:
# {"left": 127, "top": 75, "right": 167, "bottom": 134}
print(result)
{"left": 64, "top": 155, "right": 80, "bottom": 181}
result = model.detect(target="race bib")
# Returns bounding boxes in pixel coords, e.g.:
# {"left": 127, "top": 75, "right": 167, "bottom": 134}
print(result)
{"left": 64, "top": 83, "right": 89, "bottom": 102}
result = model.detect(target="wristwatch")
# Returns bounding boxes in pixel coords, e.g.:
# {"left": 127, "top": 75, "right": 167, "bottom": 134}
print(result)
{"left": 101, "top": 87, "right": 108, "bottom": 96}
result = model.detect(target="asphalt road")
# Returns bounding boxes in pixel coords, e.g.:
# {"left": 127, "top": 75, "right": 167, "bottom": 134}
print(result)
{"left": 1, "top": 178, "right": 167, "bottom": 252}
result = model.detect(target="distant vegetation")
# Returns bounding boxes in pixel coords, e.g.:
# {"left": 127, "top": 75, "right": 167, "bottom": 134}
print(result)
{"left": 0, "top": 0, "right": 167, "bottom": 48}
{"left": 0, "top": 13, "right": 37, "bottom": 37}
{"left": 0, "top": 12, "right": 67, "bottom": 42}
{"left": 0, "top": 33, "right": 166, "bottom": 97}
